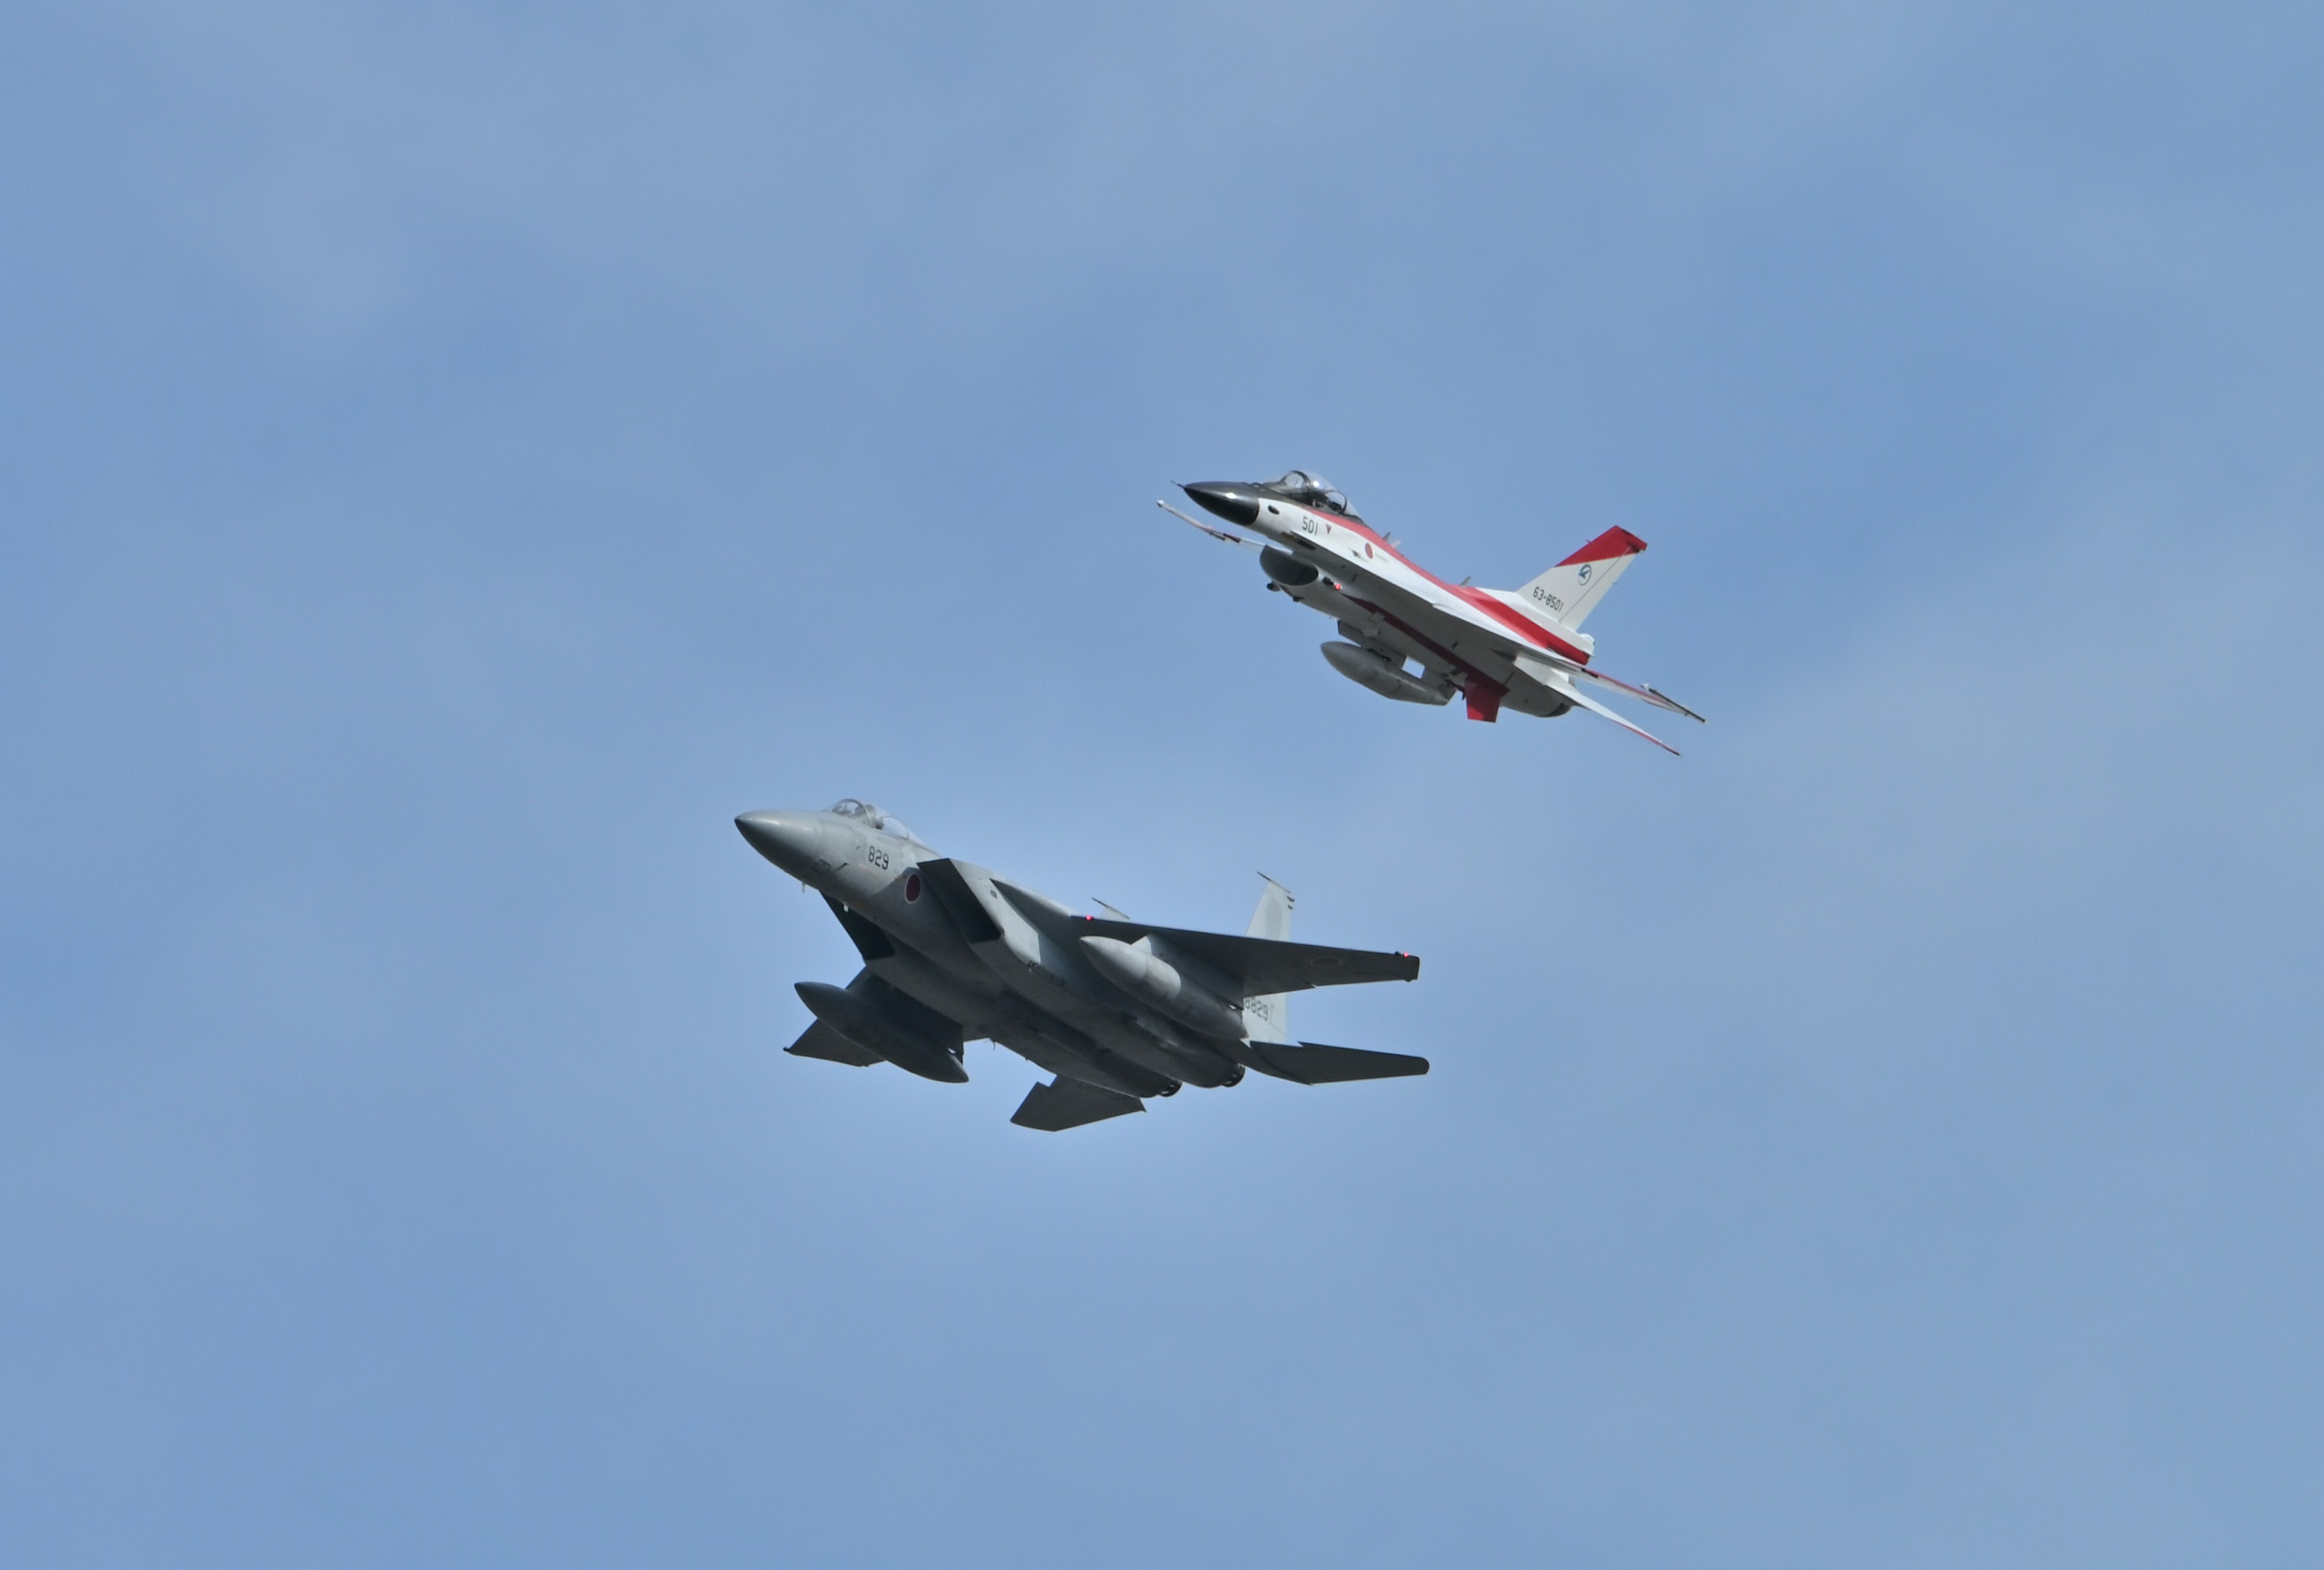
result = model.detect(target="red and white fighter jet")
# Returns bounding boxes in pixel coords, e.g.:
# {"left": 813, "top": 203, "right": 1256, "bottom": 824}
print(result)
{"left": 1164, "top": 470, "right": 1703, "bottom": 753}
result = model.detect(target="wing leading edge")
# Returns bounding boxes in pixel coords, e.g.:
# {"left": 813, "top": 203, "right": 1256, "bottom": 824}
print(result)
{"left": 1233, "top": 1040, "right": 1430, "bottom": 1083}
{"left": 1324, "top": 539, "right": 1703, "bottom": 749}
{"left": 1013, "top": 1077, "right": 1145, "bottom": 1130}
{"left": 1069, "top": 917, "right": 1419, "bottom": 995}
{"left": 786, "top": 1016, "right": 882, "bottom": 1066}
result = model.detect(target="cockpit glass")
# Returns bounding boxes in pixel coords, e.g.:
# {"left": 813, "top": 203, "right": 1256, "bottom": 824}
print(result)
{"left": 829, "top": 798, "right": 923, "bottom": 845}
{"left": 1266, "top": 470, "right": 1350, "bottom": 514}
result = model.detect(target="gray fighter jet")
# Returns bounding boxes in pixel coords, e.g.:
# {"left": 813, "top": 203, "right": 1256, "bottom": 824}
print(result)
{"left": 737, "top": 800, "right": 1428, "bottom": 1131}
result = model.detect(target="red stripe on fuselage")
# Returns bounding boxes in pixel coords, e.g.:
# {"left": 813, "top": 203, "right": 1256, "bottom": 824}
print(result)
{"left": 1345, "top": 595, "right": 1508, "bottom": 708}
{"left": 1450, "top": 586, "right": 1592, "bottom": 663}
{"left": 1319, "top": 511, "right": 1593, "bottom": 664}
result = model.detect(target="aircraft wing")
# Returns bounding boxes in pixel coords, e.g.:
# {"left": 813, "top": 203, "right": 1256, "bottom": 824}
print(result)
{"left": 1327, "top": 556, "right": 1554, "bottom": 691}
{"left": 787, "top": 1017, "right": 882, "bottom": 1066}
{"left": 1071, "top": 916, "right": 1419, "bottom": 994}
{"left": 784, "top": 970, "right": 884, "bottom": 1065}
{"left": 1511, "top": 653, "right": 1682, "bottom": 755}
{"left": 1328, "top": 555, "right": 1704, "bottom": 741}
{"left": 1230, "top": 1040, "right": 1430, "bottom": 1083}
{"left": 1011, "top": 1077, "right": 1145, "bottom": 1130}
{"left": 1576, "top": 666, "right": 1704, "bottom": 723}
{"left": 1509, "top": 645, "right": 1705, "bottom": 723}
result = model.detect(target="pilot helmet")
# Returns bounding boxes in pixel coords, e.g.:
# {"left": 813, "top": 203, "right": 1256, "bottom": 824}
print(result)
{"left": 830, "top": 798, "right": 920, "bottom": 844}
{"left": 1269, "top": 470, "right": 1350, "bottom": 514}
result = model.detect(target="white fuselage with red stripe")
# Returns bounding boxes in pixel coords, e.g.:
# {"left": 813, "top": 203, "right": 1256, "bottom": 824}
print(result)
{"left": 1243, "top": 498, "right": 1595, "bottom": 723}
{"left": 1171, "top": 473, "right": 1699, "bottom": 748}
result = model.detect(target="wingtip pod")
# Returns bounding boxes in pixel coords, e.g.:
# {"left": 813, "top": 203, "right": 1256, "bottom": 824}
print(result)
{"left": 1643, "top": 684, "right": 1707, "bottom": 724}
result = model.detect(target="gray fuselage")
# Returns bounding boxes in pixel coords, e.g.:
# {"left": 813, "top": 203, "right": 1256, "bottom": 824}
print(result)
{"left": 737, "top": 808, "right": 1245, "bottom": 1097}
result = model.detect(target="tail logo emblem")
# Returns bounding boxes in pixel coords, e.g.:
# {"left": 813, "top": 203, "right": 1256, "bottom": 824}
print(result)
{"left": 1577, "top": 562, "right": 1594, "bottom": 583}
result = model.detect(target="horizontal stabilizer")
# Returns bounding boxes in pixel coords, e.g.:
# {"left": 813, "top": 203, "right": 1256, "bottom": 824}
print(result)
{"left": 1511, "top": 652, "right": 1681, "bottom": 755}
{"left": 1235, "top": 1040, "right": 1430, "bottom": 1085}
{"left": 786, "top": 1019, "right": 881, "bottom": 1067}
{"left": 1011, "top": 1077, "right": 1146, "bottom": 1131}
{"left": 1565, "top": 664, "right": 1705, "bottom": 723}
{"left": 1557, "top": 678, "right": 1679, "bottom": 755}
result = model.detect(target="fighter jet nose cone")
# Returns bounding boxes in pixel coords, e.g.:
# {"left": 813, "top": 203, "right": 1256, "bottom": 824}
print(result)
{"left": 736, "top": 810, "right": 822, "bottom": 873}
{"left": 1182, "top": 481, "right": 1261, "bottom": 527}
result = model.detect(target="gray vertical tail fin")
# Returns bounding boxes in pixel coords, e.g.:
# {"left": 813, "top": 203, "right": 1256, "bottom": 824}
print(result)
{"left": 1240, "top": 875, "right": 1295, "bottom": 1042}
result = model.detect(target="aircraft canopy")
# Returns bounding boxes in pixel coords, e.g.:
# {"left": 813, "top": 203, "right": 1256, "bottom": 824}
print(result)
{"left": 1265, "top": 470, "right": 1351, "bottom": 515}
{"left": 831, "top": 798, "right": 922, "bottom": 844}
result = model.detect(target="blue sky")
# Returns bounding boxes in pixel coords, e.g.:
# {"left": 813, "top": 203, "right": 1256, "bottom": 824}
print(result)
{"left": 4, "top": 3, "right": 2320, "bottom": 1565}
